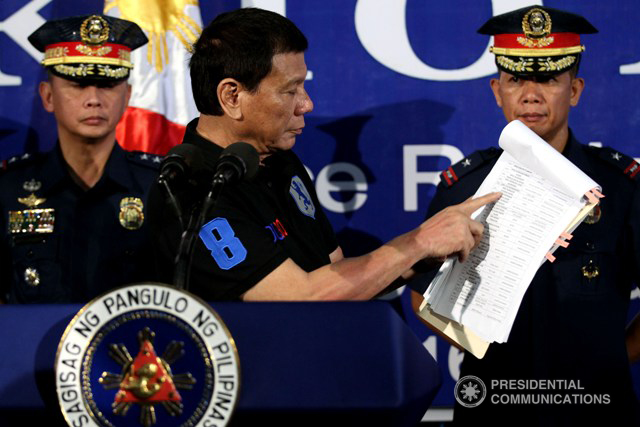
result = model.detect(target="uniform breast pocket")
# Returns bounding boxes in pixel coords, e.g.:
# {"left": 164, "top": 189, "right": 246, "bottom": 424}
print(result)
{"left": 10, "top": 234, "right": 65, "bottom": 302}
{"left": 554, "top": 242, "right": 617, "bottom": 298}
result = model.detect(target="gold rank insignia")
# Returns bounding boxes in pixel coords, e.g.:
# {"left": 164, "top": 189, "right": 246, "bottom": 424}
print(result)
{"left": 119, "top": 197, "right": 144, "bottom": 230}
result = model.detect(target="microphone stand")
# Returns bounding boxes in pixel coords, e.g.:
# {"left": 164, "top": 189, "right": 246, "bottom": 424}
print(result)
{"left": 173, "top": 173, "right": 227, "bottom": 291}
{"left": 158, "top": 177, "right": 184, "bottom": 230}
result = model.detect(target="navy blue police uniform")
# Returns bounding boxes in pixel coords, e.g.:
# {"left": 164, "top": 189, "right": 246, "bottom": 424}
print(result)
{"left": 148, "top": 119, "right": 339, "bottom": 300}
{"left": 414, "top": 133, "right": 640, "bottom": 425}
{"left": 413, "top": 7, "right": 639, "bottom": 425}
{"left": 0, "top": 145, "right": 160, "bottom": 303}
{"left": 0, "top": 14, "right": 155, "bottom": 303}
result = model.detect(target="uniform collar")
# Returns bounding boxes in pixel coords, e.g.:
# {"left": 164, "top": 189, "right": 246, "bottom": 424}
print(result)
{"left": 39, "top": 141, "right": 135, "bottom": 194}
{"left": 103, "top": 143, "right": 137, "bottom": 192}
{"left": 561, "top": 128, "right": 595, "bottom": 177}
{"left": 39, "top": 143, "right": 72, "bottom": 194}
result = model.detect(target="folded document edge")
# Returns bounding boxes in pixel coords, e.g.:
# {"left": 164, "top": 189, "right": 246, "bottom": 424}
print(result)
{"left": 417, "top": 300, "right": 490, "bottom": 359}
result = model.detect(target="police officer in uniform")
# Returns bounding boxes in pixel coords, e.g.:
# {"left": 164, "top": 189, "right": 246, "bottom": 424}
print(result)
{"left": 411, "top": 6, "right": 640, "bottom": 426}
{"left": 148, "top": 8, "right": 500, "bottom": 301}
{"left": 0, "top": 15, "right": 160, "bottom": 303}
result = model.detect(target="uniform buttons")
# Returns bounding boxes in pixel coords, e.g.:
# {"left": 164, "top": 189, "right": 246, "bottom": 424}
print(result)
{"left": 585, "top": 242, "right": 595, "bottom": 250}
{"left": 27, "top": 249, "right": 34, "bottom": 258}
{"left": 125, "top": 249, "right": 134, "bottom": 256}
{"left": 24, "top": 267, "right": 40, "bottom": 286}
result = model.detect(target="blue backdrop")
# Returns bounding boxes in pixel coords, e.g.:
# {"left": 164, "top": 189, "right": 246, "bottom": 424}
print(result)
{"left": 2, "top": 0, "right": 639, "bottom": 420}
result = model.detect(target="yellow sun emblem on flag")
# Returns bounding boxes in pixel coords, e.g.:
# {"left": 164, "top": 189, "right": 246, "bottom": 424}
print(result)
{"left": 104, "top": 0, "right": 202, "bottom": 72}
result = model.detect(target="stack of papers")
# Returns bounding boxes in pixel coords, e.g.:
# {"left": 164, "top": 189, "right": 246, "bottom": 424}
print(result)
{"left": 419, "top": 120, "right": 601, "bottom": 358}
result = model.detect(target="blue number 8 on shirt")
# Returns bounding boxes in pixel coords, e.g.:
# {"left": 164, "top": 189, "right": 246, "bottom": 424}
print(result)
{"left": 199, "top": 218, "right": 247, "bottom": 270}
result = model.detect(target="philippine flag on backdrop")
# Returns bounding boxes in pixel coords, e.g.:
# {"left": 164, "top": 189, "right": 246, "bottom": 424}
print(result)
{"left": 104, "top": 0, "right": 201, "bottom": 155}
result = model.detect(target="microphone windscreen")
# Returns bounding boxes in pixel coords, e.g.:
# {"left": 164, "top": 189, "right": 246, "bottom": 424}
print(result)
{"left": 163, "top": 144, "right": 205, "bottom": 172}
{"left": 158, "top": 144, "right": 206, "bottom": 190}
{"left": 219, "top": 142, "right": 260, "bottom": 180}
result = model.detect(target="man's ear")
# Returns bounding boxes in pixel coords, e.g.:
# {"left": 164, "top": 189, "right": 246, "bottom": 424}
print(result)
{"left": 39, "top": 81, "right": 55, "bottom": 113}
{"left": 570, "top": 77, "right": 585, "bottom": 107}
{"left": 217, "top": 78, "right": 243, "bottom": 120}
{"left": 489, "top": 78, "right": 503, "bottom": 108}
{"left": 124, "top": 82, "right": 132, "bottom": 107}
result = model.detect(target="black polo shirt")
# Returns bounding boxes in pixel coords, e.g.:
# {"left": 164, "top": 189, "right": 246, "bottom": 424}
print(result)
{"left": 148, "top": 118, "right": 339, "bottom": 300}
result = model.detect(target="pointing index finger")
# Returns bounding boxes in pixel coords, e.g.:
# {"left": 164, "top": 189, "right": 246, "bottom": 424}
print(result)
{"left": 459, "top": 192, "right": 502, "bottom": 215}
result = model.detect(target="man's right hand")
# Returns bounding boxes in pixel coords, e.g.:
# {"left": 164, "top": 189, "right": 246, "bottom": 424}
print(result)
{"left": 244, "top": 191, "right": 501, "bottom": 302}
{"left": 417, "top": 192, "right": 501, "bottom": 262}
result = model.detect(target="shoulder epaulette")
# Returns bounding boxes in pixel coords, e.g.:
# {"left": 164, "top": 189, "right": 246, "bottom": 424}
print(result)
{"left": 1, "top": 152, "right": 41, "bottom": 173}
{"left": 439, "top": 147, "right": 502, "bottom": 188}
{"left": 589, "top": 145, "right": 640, "bottom": 181}
{"left": 126, "top": 151, "right": 163, "bottom": 169}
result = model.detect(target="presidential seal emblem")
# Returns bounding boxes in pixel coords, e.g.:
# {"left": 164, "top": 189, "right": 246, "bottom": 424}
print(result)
{"left": 289, "top": 176, "right": 315, "bottom": 219}
{"left": 56, "top": 284, "right": 240, "bottom": 427}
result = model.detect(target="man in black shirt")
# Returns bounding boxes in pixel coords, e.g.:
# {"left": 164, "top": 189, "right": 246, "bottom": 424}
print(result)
{"left": 149, "top": 8, "right": 500, "bottom": 301}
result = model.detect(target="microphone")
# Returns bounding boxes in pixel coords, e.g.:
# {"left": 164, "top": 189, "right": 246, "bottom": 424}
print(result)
{"left": 158, "top": 144, "right": 204, "bottom": 231}
{"left": 158, "top": 144, "right": 204, "bottom": 186}
{"left": 213, "top": 142, "right": 259, "bottom": 184}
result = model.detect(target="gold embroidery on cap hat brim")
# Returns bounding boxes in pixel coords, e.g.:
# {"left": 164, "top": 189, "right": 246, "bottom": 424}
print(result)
{"left": 491, "top": 46, "right": 585, "bottom": 57}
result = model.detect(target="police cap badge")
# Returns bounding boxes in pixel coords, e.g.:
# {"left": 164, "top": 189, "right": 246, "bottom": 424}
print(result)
{"left": 28, "top": 14, "right": 148, "bottom": 82}
{"left": 478, "top": 6, "right": 598, "bottom": 77}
